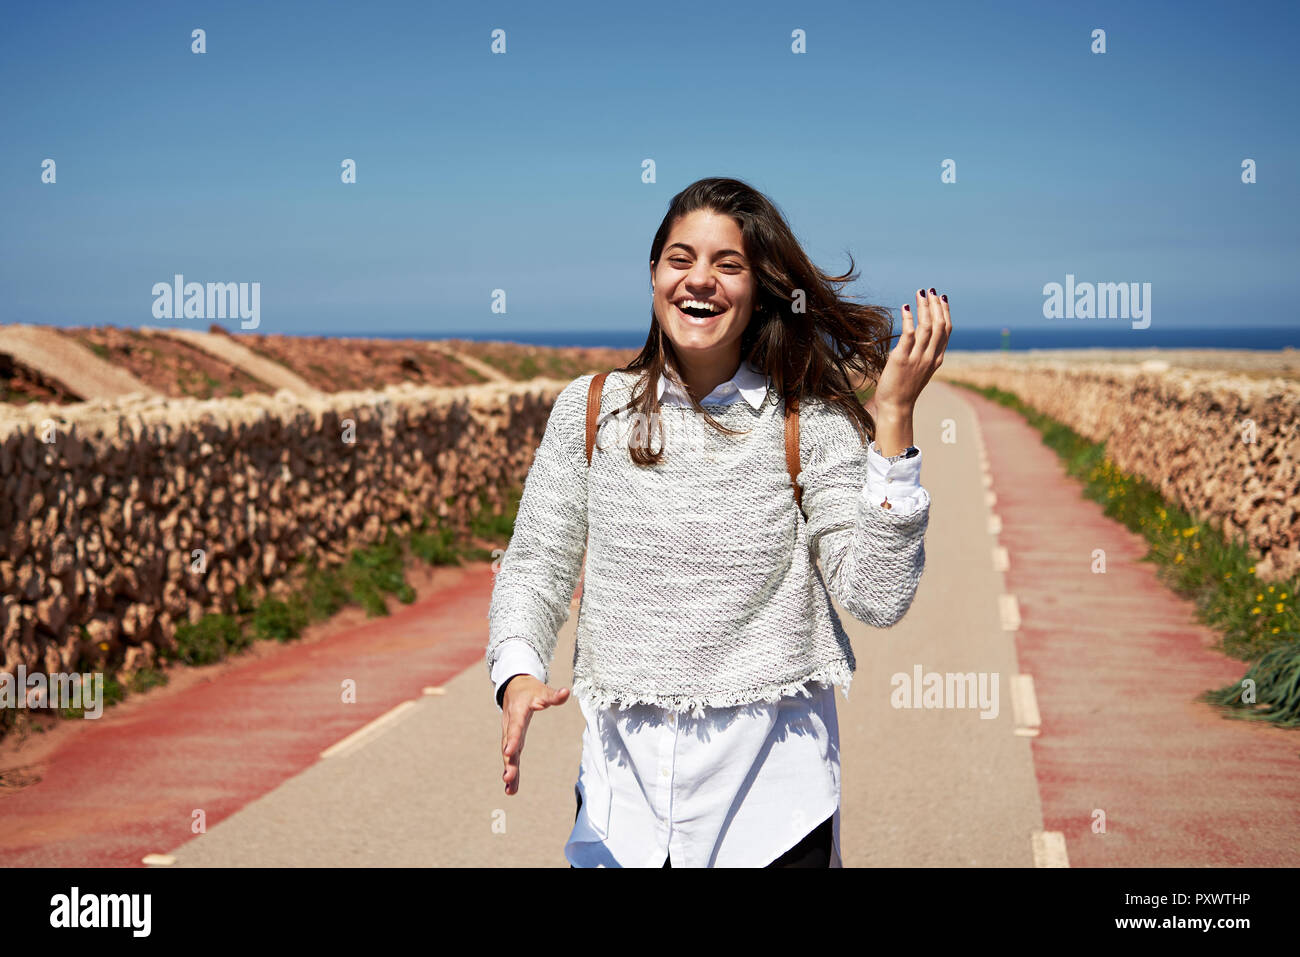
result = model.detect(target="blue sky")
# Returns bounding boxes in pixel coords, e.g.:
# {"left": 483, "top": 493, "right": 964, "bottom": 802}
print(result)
{"left": 1, "top": 0, "right": 1296, "bottom": 343}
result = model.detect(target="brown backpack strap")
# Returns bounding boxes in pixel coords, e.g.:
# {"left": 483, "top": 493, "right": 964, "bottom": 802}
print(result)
{"left": 784, "top": 396, "right": 802, "bottom": 512}
{"left": 585, "top": 372, "right": 609, "bottom": 464}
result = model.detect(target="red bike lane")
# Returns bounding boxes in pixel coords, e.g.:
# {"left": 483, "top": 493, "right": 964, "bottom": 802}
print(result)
{"left": 964, "top": 387, "right": 1299, "bottom": 867}
{"left": 0, "top": 563, "right": 505, "bottom": 867}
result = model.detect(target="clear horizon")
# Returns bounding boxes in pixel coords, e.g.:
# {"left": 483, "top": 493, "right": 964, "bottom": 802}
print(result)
{"left": 2, "top": 0, "right": 1297, "bottom": 341}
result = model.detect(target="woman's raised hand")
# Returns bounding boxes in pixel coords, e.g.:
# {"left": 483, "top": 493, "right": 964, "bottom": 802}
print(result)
{"left": 501, "top": 675, "right": 571, "bottom": 795}
{"left": 873, "top": 287, "right": 952, "bottom": 412}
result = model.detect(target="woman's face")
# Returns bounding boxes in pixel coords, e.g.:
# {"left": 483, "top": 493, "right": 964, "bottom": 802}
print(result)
{"left": 651, "top": 208, "right": 755, "bottom": 363}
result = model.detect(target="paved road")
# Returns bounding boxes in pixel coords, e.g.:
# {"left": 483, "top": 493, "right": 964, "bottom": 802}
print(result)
{"left": 2, "top": 380, "right": 1294, "bottom": 866}
{"left": 959, "top": 385, "right": 1300, "bottom": 867}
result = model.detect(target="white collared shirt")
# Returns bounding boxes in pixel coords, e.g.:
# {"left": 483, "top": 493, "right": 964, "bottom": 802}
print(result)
{"left": 492, "top": 360, "right": 925, "bottom": 866}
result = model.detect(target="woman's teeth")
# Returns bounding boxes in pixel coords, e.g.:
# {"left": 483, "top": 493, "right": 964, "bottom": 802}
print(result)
{"left": 677, "top": 299, "right": 725, "bottom": 320}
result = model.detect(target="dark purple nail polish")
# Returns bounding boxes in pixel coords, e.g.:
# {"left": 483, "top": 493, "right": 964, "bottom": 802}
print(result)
{"left": 941, "top": 294, "right": 948, "bottom": 302}
{"left": 903, "top": 304, "right": 910, "bottom": 311}
{"left": 919, "top": 289, "right": 926, "bottom": 298}
{"left": 929, "top": 287, "right": 937, "bottom": 295}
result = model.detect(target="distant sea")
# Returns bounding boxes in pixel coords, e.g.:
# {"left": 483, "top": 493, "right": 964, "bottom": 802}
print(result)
{"left": 336, "top": 325, "right": 1298, "bottom": 351}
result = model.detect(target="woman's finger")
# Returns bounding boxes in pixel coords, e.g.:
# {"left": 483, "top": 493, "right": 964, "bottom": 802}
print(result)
{"left": 921, "top": 288, "right": 946, "bottom": 364}
{"left": 934, "top": 291, "right": 952, "bottom": 363}
{"left": 913, "top": 288, "right": 934, "bottom": 356}
{"left": 909, "top": 287, "right": 930, "bottom": 358}
{"left": 503, "top": 704, "right": 534, "bottom": 794}
{"left": 899, "top": 302, "right": 915, "bottom": 352}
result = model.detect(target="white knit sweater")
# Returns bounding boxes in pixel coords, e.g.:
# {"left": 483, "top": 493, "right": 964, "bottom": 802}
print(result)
{"left": 486, "top": 369, "right": 931, "bottom": 717}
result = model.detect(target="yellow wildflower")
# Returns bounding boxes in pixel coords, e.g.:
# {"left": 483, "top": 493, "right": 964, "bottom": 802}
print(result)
{"left": 1251, "top": 607, "right": 1261, "bottom": 615}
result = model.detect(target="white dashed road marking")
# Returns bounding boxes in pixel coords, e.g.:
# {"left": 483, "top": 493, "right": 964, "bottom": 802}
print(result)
{"left": 321, "top": 700, "right": 419, "bottom": 759}
{"left": 1032, "top": 830, "right": 1070, "bottom": 867}
{"left": 1011, "top": 673, "right": 1041, "bottom": 736}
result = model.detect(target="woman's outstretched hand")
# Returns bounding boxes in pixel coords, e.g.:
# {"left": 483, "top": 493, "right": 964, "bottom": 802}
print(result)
{"left": 873, "top": 287, "right": 952, "bottom": 413}
{"left": 501, "top": 675, "right": 571, "bottom": 795}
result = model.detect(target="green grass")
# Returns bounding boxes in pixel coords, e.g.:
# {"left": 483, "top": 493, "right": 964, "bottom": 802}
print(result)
{"left": 411, "top": 522, "right": 463, "bottom": 565}
{"left": 337, "top": 530, "right": 416, "bottom": 615}
{"left": 167, "top": 614, "right": 249, "bottom": 666}
{"left": 58, "top": 674, "right": 125, "bottom": 718}
{"left": 469, "top": 487, "right": 519, "bottom": 541}
{"left": 175, "top": 483, "right": 521, "bottom": 654}
{"left": 252, "top": 596, "right": 310, "bottom": 642}
{"left": 947, "top": 378, "right": 1300, "bottom": 729}
{"left": 1201, "top": 642, "right": 1300, "bottom": 728}
{"left": 0, "top": 483, "right": 525, "bottom": 745}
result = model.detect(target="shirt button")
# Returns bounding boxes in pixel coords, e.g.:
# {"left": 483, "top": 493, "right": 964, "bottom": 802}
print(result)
{"left": 660, "top": 768, "right": 670, "bottom": 777}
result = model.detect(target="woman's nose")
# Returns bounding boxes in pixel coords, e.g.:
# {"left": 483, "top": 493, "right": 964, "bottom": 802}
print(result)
{"left": 686, "top": 264, "right": 716, "bottom": 289}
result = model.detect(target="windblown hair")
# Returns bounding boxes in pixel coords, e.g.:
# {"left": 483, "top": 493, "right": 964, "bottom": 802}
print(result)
{"left": 606, "top": 176, "right": 896, "bottom": 466}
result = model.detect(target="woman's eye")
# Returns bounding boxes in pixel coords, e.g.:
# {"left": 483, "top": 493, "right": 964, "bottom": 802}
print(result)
{"left": 670, "top": 257, "right": 690, "bottom": 265}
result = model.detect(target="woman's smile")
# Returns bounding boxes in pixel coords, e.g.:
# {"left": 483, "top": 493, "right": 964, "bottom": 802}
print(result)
{"left": 673, "top": 298, "right": 729, "bottom": 326}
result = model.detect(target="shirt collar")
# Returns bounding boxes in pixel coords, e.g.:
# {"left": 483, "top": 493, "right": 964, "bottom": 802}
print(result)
{"left": 657, "top": 359, "right": 770, "bottom": 411}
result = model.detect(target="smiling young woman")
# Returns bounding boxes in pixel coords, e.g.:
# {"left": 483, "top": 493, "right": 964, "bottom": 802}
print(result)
{"left": 487, "top": 176, "right": 951, "bottom": 868}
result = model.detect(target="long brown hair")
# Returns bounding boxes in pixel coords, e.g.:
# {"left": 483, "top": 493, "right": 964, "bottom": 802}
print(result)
{"left": 606, "top": 176, "right": 896, "bottom": 466}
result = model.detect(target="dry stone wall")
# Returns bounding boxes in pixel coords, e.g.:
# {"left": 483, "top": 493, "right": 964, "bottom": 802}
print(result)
{"left": 937, "top": 356, "right": 1300, "bottom": 583}
{"left": 0, "top": 379, "right": 567, "bottom": 681}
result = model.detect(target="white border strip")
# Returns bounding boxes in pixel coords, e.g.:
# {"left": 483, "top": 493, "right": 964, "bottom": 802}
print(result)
{"left": 1010, "top": 672, "right": 1041, "bottom": 734}
{"left": 321, "top": 700, "right": 418, "bottom": 759}
{"left": 998, "top": 593, "right": 1021, "bottom": 632}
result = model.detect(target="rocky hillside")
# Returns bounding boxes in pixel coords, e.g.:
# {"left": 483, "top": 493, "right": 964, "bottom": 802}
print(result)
{"left": 0, "top": 324, "right": 641, "bottom": 405}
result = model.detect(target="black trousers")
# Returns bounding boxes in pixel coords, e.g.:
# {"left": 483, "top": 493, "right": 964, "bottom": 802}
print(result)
{"left": 570, "top": 789, "right": 833, "bottom": 868}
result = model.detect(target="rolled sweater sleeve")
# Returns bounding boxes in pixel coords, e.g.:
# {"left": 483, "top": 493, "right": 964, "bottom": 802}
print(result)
{"left": 485, "top": 375, "right": 592, "bottom": 690}
{"left": 797, "top": 399, "right": 931, "bottom": 628}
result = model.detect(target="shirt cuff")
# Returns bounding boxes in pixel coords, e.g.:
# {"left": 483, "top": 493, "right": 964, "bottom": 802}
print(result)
{"left": 862, "top": 442, "right": 924, "bottom": 515}
{"left": 491, "top": 638, "right": 547, "bottom": 711}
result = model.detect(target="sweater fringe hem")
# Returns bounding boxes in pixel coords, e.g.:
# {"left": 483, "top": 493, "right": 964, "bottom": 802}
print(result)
{"left": 570, "top": 660, "right": 855, "bottom": 719}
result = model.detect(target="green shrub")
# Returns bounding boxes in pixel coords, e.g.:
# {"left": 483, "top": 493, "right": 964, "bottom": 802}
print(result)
{"left": 469, "top": 487, "right": 520, "bottom": 542}
{"left": 411, "top": 523, "right": 462, "bottom": 565}
{"left": 948, "top": 377, "right": 1300, "bottom": 723}
{"left": 171, "top": 614, "right": 246, "bottom": 665}
{"left": 129, "top": 667, "right": 169, "bottom": 693}
{"left": 59, "top": 674, "right": 125, "bottom": 718}
{"left": 234, "top": 583, "right": 257, "bottom": 614}
{"left": 339, "top": 532, "right": 416, "bottom": 616}
{"left": 253, "top": 596, "right": 310, "bottom": 642}
{"left": 1202, "top": 641, "right": 1300, "bottom": 728}
{"left": 300, "top": 559, "right": 350, "bottom": 621}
